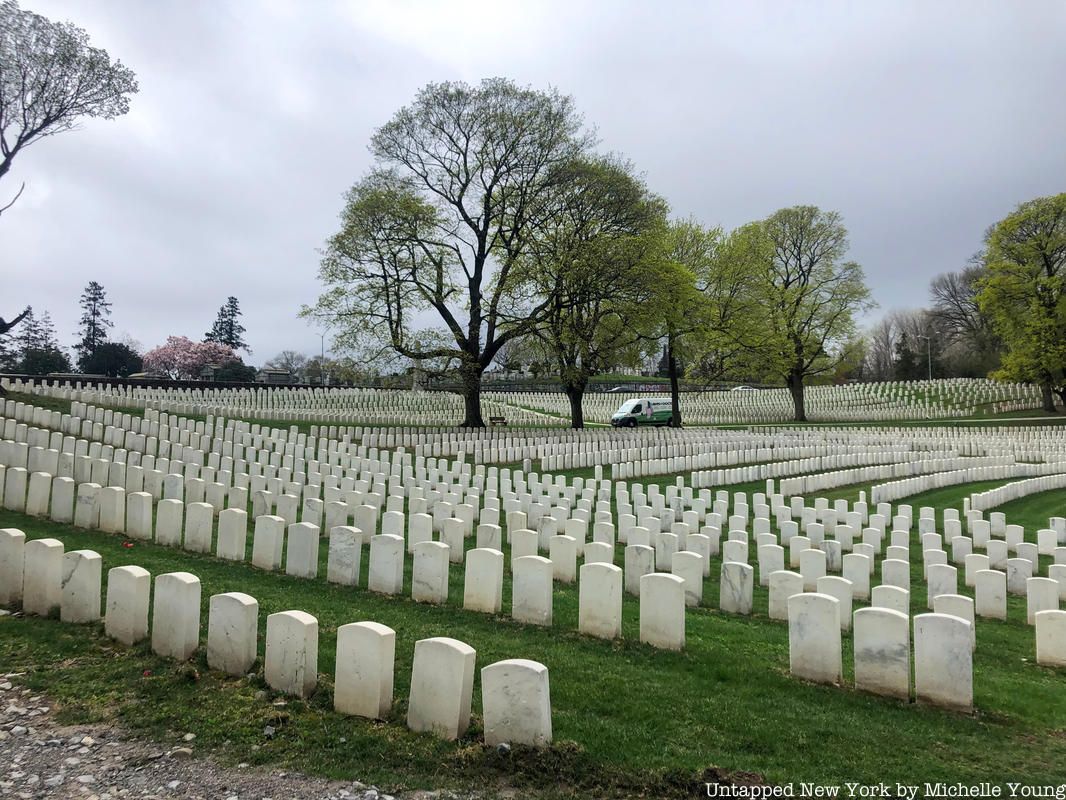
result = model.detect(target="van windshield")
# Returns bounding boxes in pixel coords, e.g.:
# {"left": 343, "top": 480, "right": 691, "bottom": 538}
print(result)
{"left": 618, "top": 400, "right": 640, "bottom": 414}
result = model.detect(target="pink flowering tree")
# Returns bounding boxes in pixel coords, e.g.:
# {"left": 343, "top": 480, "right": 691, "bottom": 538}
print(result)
{"left": 143, "top": 336, "right": 239, "bottom": 378}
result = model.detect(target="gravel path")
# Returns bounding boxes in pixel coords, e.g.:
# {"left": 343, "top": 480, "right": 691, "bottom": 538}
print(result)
{"left": 0, "top": 675, "right": 464, "bottom": 800}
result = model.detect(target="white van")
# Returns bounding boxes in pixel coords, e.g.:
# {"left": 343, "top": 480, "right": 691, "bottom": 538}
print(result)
{"left": 610, "top": 397, "right": 675, "bottom": 427}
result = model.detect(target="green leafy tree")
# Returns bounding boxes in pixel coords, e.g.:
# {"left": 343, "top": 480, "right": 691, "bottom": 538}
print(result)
{"left": 74, "top": 280, "right": 112, "bottom": 368}
{"left": 304, "top": 78, "right": 592, "bottom": 427}
{"left": 0, "top": 0, "right": 138, "bottom": 216}
{"left": 640, "top": 258, "right": 704, "bottom": 426}
{"left": 13, "top": 306, "right": 39, "bottom": 352}
{"left": 14, "top": 307, "right": 69, "bottom": 374}
{"left": 16, "top": 307, "right": 61, "bottom": 353}
{"left": 665, "top": 222, "right": 765, "bottom": 423}
{"left": 657, "top": 220, "right": 769, "bottom": 426}
{"left": 830, "top": 335, "right": 868, "bottom": 383}
{"left": 20, "top": 346, "right": 70, "bottom": 374}
{"left": 0, "top": 306, "right": 28, "bottom": 383}
{"left": 977, "top": 193, "right": 1066, "bottom": 411}
{"left": 81, "top": 341, "right": 141, "bottom": 377}
{"left": 204, "top": 296, "right": 249, "bottom": 352}
{"left": 739, "top": 207, "right": 874, "bottom": 421}
{"left": 213, "top": 360, "right": 257, "bottom": 382}
{"left": 656, "top": 221, "right": 721, "bottom": 426}
{"left": 522, "top": 156, "right": 668, "bottom": 428}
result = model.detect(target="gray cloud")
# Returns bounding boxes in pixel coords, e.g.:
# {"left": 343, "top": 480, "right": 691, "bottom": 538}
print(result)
{"left": 4, "top": 0, "right": 1064, "bottom": 362}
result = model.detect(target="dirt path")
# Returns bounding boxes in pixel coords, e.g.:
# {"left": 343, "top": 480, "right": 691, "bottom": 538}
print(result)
{"left": 0, "top": 675, "right": 463, "bottom": 800}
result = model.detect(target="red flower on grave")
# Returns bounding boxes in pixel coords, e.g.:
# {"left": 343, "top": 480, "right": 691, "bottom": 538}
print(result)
{"left": 142, "top": 670, "right": 152, "bottom": 677}
{"left": 122, "top": 542, "right": 134, "bottom": 548}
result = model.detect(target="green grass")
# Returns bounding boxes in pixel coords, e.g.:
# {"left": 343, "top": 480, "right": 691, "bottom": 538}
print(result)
{"left": 3, "top": 480, "right": 1066, "bottom": 796}
{"left": 5, "top": 392, "right": 1066, "bottom": 793}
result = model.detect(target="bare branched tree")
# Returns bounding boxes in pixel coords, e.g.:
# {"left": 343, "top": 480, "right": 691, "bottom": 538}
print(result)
{"left": 306, "top": 79, "right": 593, "bottom": 426}
{"left": 0, "top": 0, "right": 138, "bottom": 216}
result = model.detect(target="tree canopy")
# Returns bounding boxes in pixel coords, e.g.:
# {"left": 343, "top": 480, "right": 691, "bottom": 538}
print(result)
{"left": 81, "top": 341, "right": 141, "bottom": 377}
{"left": 0, "top": 0, "right": 137, "bottom": 215}
{"left": 977, "top": 192, "right": 1066, "bottom": 410}
{"left": 306, "top": 78, "right": 594, "bottom": 426}
{"left": 74, "top": 280, "right": 112, "bottom": 368}
{"left": 740, "top": 207, "right": 873, "bottom": 420}
{"left": 205, "top": 296, "right": 249, "bottom": 353}
{"left": 523, "top": 155, "right": 668, "bottom": 427}
{"left": 143, "top": 336, "right": 238, "bottom": 379}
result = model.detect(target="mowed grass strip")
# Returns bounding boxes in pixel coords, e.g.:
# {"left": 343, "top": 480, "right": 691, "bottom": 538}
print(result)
{"left": 2, "top": 481, "right": 1066, "bottom": 794}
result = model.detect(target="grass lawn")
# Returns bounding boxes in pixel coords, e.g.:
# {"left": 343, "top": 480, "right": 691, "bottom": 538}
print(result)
{"left": 2, "top": 478, "right": 1066, "bottom": 796}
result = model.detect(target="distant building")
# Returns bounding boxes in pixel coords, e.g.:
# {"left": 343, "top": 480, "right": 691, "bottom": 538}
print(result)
{"left": 257, "top": 368, "right": 293, "bottom": 384}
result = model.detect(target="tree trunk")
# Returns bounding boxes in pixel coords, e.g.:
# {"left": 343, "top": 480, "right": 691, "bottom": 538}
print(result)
{"left": 788, "top": 369, "right": 807, "bottom": 422}
{"left": 667, "top": 336, "right": 682, "bottom": 427}
{"left": 1041, "top": 382, "right": 1056, "bottom": 413}
{"left": 565, "top": 383, "right": 585, "bottom": 429}
{"left": 459, "top": 361, "right": 485, "bottom": 427}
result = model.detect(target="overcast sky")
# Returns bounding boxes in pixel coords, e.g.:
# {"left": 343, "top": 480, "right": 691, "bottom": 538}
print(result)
{"left": 4, "top": 0, "right": 1065, "bottom": 364}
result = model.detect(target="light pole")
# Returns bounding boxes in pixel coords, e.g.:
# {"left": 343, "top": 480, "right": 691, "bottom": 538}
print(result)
{"left": 918, "top": 334, "right": 932, "bottom": 381}
{"left": 319, "top": 332, "right": 327, "bottom": 386}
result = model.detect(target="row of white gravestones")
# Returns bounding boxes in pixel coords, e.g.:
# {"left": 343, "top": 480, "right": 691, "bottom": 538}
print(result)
{"left": 773, "top": 548, "right": 1062, "bottom": 631}
{"left": 5, "top": 428, "right": 1060, "bottom": 637}
{"left": 10, "top": 448, "right": 1062, "bottom": 638}
{"left": 4, "top": 455, "right": 941, "bottom": 583}
{"left": 13, "top": 455, "right": 1061, "bottom": 636}
{"left": 0, "top": 384, "right": 931, "bottom": 430}
{"left": 14, "top": 407, "right": 1031, "bottom": 571}
{"left": 0, "top": 515, "right": 686, "bottom": 652}
{"left": 20, "top": 378, "right": 1047, "bottom": 427}
{"left": 10, "top": 396, "right": 1066, "bottom": 550}
{"left": 0, "top": 406, "right": 598, "bottom": 501}
{"left": 4, "top": 394, "right": 648, "bottom": 494}
{"left": 3, "top": 415, "right": 636, "bottom": 602}
{"left": 8, "top": 392, "right": 1066, "bottom": 482}
{"left": 9, "top": 509, "right": 1064, "bottom": 674}
{"left": 6, "top": 413, "right": 673, "bottom": 576}
{"left": 10, "top": 428, "right": 1031, "bottom": 516}
{"left": 6, "top": 398, "right": 1014, "bottom": 529}
{"left": 0, "top": 436, "right": 649, "bottom": 553}
{"left": 10, "top": 398, "right": 1066, "bottom": 563}
{"left": 0, "top": 530, "right": 554, "bottom": 747}
{"left": 8, "top": 409, "right": 1064, "bottom": 627}
{"left": 788, "top": 593, "right": 977, "bottom": 710}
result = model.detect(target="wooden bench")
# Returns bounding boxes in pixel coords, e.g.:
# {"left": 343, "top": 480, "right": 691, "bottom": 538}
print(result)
{"left": 489, "top": 416, "right": 508, "bottom": 426}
